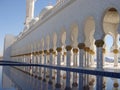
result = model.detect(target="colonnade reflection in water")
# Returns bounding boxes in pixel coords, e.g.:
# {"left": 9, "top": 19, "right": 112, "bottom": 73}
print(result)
{"left": 2, "top": 66, "right": 120, "bottom": 90}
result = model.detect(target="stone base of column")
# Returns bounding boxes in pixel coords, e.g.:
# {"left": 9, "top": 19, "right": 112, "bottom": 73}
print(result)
{"left": 55, "top": 83, "right": 61, "bottom": 88}
{"left": 38, "top": 76, "right": 42, "bottom": 80}
{"left": 65, "top": 87, "right": 72, "bottom": 90}
{"left": 72, "top": 82, "right": 78, "bottom": 87}
{"left": 43, "top": 78, "right": 46, "bottom": 82}
{"left": 48, "top": 80, "right": 53, "bottom": 85}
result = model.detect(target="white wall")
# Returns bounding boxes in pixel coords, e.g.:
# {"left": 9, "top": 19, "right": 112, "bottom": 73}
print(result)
{"left": 10, "top": 0, "right": 120, "bottom": 56}
{"left": 3, "top": 35, "right": 16, "bottom": 60}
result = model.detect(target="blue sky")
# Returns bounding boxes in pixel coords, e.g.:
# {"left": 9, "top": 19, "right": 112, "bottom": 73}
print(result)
{"left": 0, "top": 0, "right": 56, "bottom": 56}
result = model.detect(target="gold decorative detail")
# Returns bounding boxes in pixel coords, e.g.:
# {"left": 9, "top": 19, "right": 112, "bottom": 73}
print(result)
{"left": 56, "top": 47, "right": 62, "bottom": 52}
{"left": 66, "top": 45, "right": 72, "bottom": 51}
{"left": 95, "top": 40, "right": 104, "bottom": 47}
{"left": 73, "top": 48, "right": 78, "bottom": 53}
{"left": 33, "top": 52, "right": 36, "bottom": 56}
{"left": 39, "top": 51, "right": 44, "bottom": 54}
{"left": 89, "top": 81, "right": 94, "bottom": 86}
{"left": 89, "top": 50, "right": 95, "bottom": 55}
{"left": 64, "top": 52, "right": 67, "bottom": 55}
{"left": 46, "top": 51, "right": 50, "bottom": 55}
{"left": 49, "top": 49, "right": 54, "bottom": 53}
{"left": 52, "top": 76, "right": 55, "bottom": 79}
{"left": 102, "top": 48, "right": 106, "bottom": 53}
{"left": 44, "top": 50, "right": 47, "bottom": 54}
{"left": 113, "top": 83, "right": 119, "bottom": 88}
{"left": 84, "top": 47, "right": 90, "bottom": 52}
{"left": 52, "top": 51, "right": 56, "bottom": 55}
{"left": 78, "top": 43, "right": 85, "bottom": 49}
{"left": 63, "top": 75, "right": 66, "bottom": 79}
{"left": 113, "top": 49, "right": 119, "bottom": 54}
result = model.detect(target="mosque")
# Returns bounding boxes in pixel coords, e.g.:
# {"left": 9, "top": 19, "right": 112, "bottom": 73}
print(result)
{"left": 3, "top": 0, "right": 120, "bottom": 90}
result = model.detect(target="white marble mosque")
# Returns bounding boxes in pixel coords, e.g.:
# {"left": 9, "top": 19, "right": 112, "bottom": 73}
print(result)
{"left": 3, "top": 0, "right": 120, "bottom": 90}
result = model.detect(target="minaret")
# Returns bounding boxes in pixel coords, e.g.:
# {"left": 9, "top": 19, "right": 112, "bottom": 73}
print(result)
{"left": 25, "top": 0, "right": 36, "bottom": 25}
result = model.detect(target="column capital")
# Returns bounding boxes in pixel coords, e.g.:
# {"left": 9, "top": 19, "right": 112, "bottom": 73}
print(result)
{"left": 52, "top": 51, "right": 57, "bottom": 55}
{"left": 49, "top": 48, "right": 54, "bottom": 53}
{"left": 113, "top": 49, "right": 119, "bottom": 54}
{"left": 102, "top": 48, "right": 106, "bottom": 53}
{"left": 39, "top": 51, "right": 44, "bottom": 54}
{"left": 78, "top": 43, "right": 85, "bottom": 49}
{"left": 56, "top": 47, "right": 62, "bottom": 52}
{"left": 73, "top": 48, "right": 78, "bottom": 53}
{"left": 66, "top": 45, "right": 72, "bottom": 51}
{"left": 84, "top": 47, "right": 90, "bottom": 52}
{"left": 89, "top": 50, "right": 95, "bottom": 55}
{"left": 64, "top": 52, "right": 67, "bottom": 56}
{"left": 44, "top": 50, "right": 50, "bottom": 55}
{"left": 44, "top": 50, "right": 47, "bottom": 54}
{"left": 95, "top": 40, "right": 104, "bottom": 47}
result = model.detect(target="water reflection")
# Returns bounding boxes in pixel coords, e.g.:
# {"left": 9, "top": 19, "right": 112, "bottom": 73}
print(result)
{"left": 2, "top": 66, "right": 120, "bottom": 90}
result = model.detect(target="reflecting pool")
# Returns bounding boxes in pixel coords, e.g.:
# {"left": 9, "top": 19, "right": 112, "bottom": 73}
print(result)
{"left": 1, "top": 66, "right": 120, "bottom": 90}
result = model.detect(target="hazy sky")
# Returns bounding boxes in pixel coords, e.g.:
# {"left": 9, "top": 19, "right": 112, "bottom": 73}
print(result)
{"left": 0, "top": 0, "right": 56, "bottom": 56}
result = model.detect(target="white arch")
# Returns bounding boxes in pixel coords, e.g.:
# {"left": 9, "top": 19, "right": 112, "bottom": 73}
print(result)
{"left": 84, "top": 16, "right": 95, "bottom": 49}
{"left": 52, "top": 32, "right": 57, "bottom": 50}
{"left": 70, "top": 23, "right": 79, "bottom": 48}
{"left": 61, "top": 28, "right": 66, "bottom": 46}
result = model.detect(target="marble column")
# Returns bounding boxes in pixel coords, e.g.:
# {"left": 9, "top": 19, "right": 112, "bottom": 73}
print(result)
{"left": 48, "top": 49, "right": 53, "bottom": 85}
{"left": 78, "top": 43, "right": 85, "bottom": 67}
{"left": 43, "top": 50, "right": 47, "bottom": 82}
{"left": 36, "top": 52, "right": 39, "bottom": 78}
{"left": 95, "top": 40, "right": 104, "bottom": 69}
{"left": 113, "top": 49, "right": 119, "bottom": 67}
{"left": 84, "top": 47, "right": 90, "bottom": 67}
{"left": 78, "top": 43, "right": 85, "bottom": 90}
{"left": 65, "top": 45, "right": 72, "bottom": 90}
{"left": 55, "top": 47, "right": 62, "bottom": 89}
{"left": 95, "top": 40, "right": 104, "bottom": 90}
{"left": 102, "top": 48, "right": 106, "bottom": 66}
{"left": 89, "top": 50, "right": 95, "bottom": 66}
{"left": 46, "top": 50, "right": 50, "bottom": 78}
{"left": 38, "top": 51, "right": 44, "bottom": 80}
{"left": 32, "top": 52, "right": 36, "bottom": 76}
{"left": 30, "top": 53, "right": 33, "bottom": 75}
{"left": 72, "top": 48, "right": 78, "bottom": 88}
{"left": 34, "top": 53, "right": 37, "bottom": 78}
{"left": 52, "top": 51, "right": 56, "bottom": 80}
{"left": 84, "top": 47, "right": 90, "bottom": 89}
